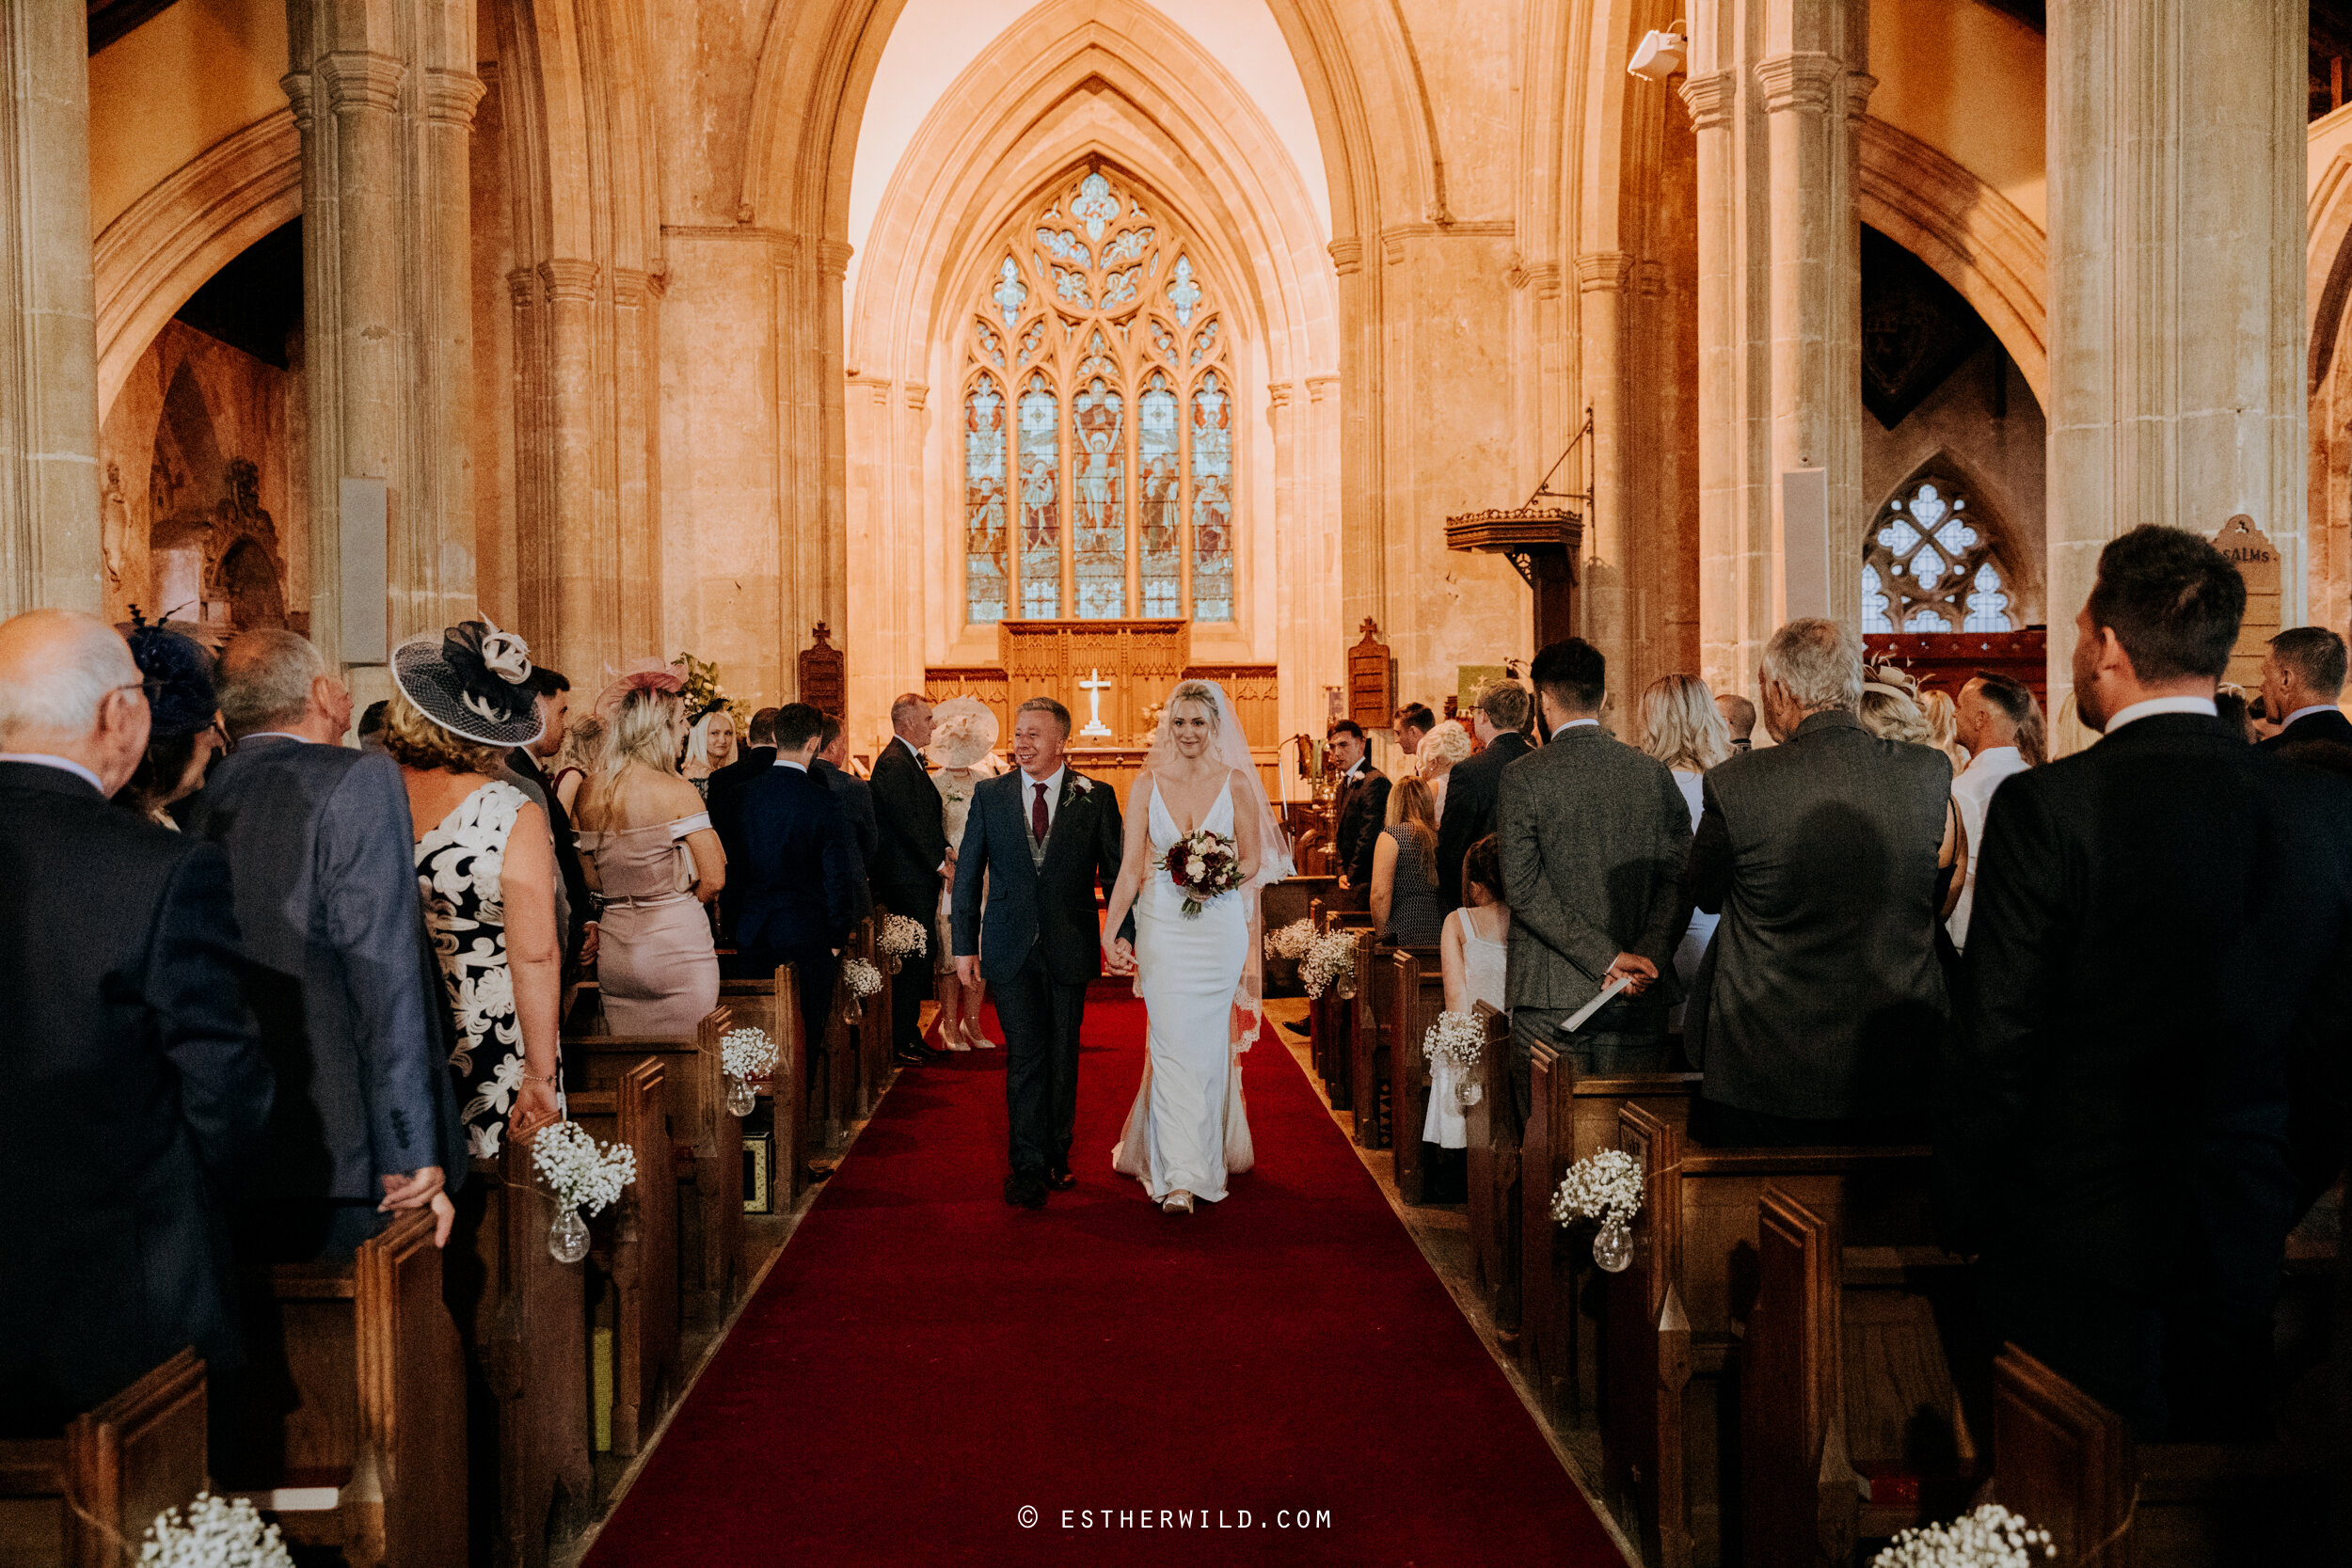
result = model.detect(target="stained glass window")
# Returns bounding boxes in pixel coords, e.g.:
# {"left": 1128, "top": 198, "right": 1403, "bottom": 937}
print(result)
{"left": 960, "top": 167, "right": 1237, "bottom": 626}
{"left": 1862, "top": 474, "right": 2012, "bottom": 635}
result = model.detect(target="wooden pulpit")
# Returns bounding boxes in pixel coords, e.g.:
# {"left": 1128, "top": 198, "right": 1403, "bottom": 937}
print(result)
{"left": 1446, "top": 506, "right": 1584, "bottom": 651}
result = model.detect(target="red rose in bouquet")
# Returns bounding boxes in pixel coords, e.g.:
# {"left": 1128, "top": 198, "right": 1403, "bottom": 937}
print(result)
{"left": 1165, "top": 829, "right": 1243, "bottom": 917}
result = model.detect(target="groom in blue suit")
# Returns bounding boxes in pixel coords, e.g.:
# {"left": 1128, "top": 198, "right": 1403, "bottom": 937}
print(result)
{"left": 952, "top": 697, "right": 1130, "bottom": 1209}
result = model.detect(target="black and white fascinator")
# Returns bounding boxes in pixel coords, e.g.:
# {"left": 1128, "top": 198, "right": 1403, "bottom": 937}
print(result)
{"left": 392, "top": 618, "right": 546, "bottom": 747}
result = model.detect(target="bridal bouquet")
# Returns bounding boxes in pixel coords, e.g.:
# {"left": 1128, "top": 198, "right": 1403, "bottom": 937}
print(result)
{"left": 1165, "top": 828, "right": 1243, "bottom": 917}
{"left": 1871, "top": 1505, "right": 2055, "bottom": 1566}
{"left": 1551, "top": 1148, "right": 1645, "bottom": 1274}
{"left": 139, "top": 1492, "right": 294, "bottom": 1568}
{"left": 1299, "top": 929, "right": 1357, "bottom": 999}
{"left": 533, "top": 1119, "right": 638, "bottom": 1219}
{"left": 1422, "top": 1009, "right": 1486, "bottom": 1108}
{"left": 878, "top": 912, "right": 930, "bottom": 968}
{"left": 1263, "top": 918, "right": 1316, "bottom": 961}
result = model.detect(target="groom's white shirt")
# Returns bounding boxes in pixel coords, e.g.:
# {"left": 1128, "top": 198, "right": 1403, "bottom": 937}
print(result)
{"left": 1017, "top": 763, "right": 1067, "bottom": 838}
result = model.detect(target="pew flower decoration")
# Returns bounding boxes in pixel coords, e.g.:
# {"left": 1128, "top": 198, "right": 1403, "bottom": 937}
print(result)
{"left": 1299, "top": 929, "right": 1357, "bottom": 1000}
{"left": 1263, "top": 918, "right": 1316, "bottom": 962}
{"left": 1550, "top": 1148, "right": 1645, "bottom": 1275}
{"left": 138, "top": 1490, "right": 294, "bottom": 1568}
{"left": 1165, "top": 827, "right": 1243, "bottom": 918}
{"left": 842, "top": 956, "right": 883, "bottom": 1022}
{"left": 878, "top": 912, "right": 930, "bottom": 973}
{"left": 1422, "top": 1009, "right": 1486, "bottom": 1109}
{"left": 532, "top": 1118, "right": 638, "bottom": 1264}
{"left": 722, "top": 1024, "right": 779, "bottom": 1117}
{"left": 1870, "top": 1504, "right": 2056, "bottom": 1566}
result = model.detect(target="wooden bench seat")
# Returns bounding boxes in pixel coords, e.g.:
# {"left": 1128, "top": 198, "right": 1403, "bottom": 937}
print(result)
{"left": 1383, "top": 944, "right": 1447, "bottom": 1200}
{"left": 1465, "top": 1004, "right": 1521, "bottom": 1336}
{"left": 568, "top": 1059, "right": 679, "bottom": 1457}
{"left": 721, "top": 963, "right": 805, "bottom": 1204}
{"left": 0, "top": 1350, "right": 207, "bottom": 1568}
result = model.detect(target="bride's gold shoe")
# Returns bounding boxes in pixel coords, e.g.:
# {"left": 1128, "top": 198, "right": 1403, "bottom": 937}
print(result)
{"left": 1161, "top": 1191, "right": 1194, "bottom": 1214}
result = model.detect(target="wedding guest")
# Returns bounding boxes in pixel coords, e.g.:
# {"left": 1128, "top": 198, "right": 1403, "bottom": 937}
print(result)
{"left": 192, "top": 627, "right": 462, "bottom": 1257}
{"left": 387, "top": 626, "right": 564, "bottom": 1160}
{"left": 707, "top": 705, "right": 778, "bottom": 943}
{"left": 551, "top": 715, "right": 601, "bottom": 816}
{"left": 2256, "top": 626, "right": 2352, "bottom": 751}
{"left": 1371, "top": 775, "right": 1444, "bottom": 947}
{"left": 1417, "top": 718, "right": 1472, "bottom": 816}
{"left": 1948, "top": 524, "right": 2352, "bottom": 1441}
{"left": 682, "top": 705, "right": 738, "bottom": 800}
{"left": 928, "top": 696, "right": 1002, "bottom": 1051}
{"left": 1947, "top": 671, "right": 2040, "bottom": 952}
{"left": 1436, "top": 680, "right": 1534, "bottom": 910}
{"left": 1918, "top": 687, "right": 1969, "bottom": 775}
{"left": 737, "top": 703, "right": 865, "bottom": 1054}
{"left": 509, "top": 667, "right": 596, "bottom": 969}
{"left": 1717, "top": 691, "right": 1757, "bottom": 752}
{"left": 1500, "top": 638, "right": 1692, "bottom": 1117}
{"left": 357, "top": 699, "right": 389, "bottom": 748}
{"left": 2215, "top": 686, "right": 2256, "bottom": 745}
{"left": 115, "top": 618, "right": 225, "bottom": 827}
{"left": 869, "top": 693, "right": 949, "bottom": 1065}
{"left": 0, "top": 610, "right": 271, "bottom": 1438}
{"left": 574, "top": 673, "right": 723, "bottom": 1035}
{"left": 1684, "top": 619, "right": 1953, "bottom": 1148}
{"left": 1328, "top": 719, "right": 1390, "bottom": 907}
{"left": 1636, "top": 673, "right": 1731, "bottom": 1034}
{"left": 1391, "top": 702, "right": 1436, "bottom": 760}
{"left": 814, "top": 713, "right": 878, "bottom": 923}
{"left": 1428, "top": 834, "right": 1510, "bottom": 1198}
{"left": 1859, "top": 667, "right": 1968, "bottom": 925}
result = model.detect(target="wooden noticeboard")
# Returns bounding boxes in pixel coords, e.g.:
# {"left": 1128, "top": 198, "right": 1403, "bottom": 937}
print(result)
{"left": 2212, "top": 515, "right": 2280, "bottom": 689}
{"left": 798, "top": 623, "right": 846, "bottom": 717}
{"left": 1347, "top": 618, "right": 1394, "bottom": 729}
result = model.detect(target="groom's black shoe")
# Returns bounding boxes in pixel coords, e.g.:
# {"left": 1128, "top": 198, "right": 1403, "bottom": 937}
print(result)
{"left": 894, "top": 1047, "right": 930, "bottom": 1067}
{"left": 1046, "top": 1166, "right": 1077, "bottom": 1192}
{"left": 1281, "top": 1018, "right": 1311, "bottom": 1037}
{"left": 1004, "top": 1172, "right": 1049, "bottom": 1210}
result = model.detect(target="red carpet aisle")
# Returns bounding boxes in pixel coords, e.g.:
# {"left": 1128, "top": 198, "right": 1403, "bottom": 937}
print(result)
{"left": 583, "top": 993, "right": 1623, "bottom": 1566}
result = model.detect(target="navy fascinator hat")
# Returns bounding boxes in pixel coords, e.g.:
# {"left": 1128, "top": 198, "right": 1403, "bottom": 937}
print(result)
{"left": 122, "top": 610, "right": 219, "bottom": 740}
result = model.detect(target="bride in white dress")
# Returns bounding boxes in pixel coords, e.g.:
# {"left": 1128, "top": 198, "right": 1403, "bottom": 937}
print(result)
{"left": 1103, "top": 681, "right": 1294, "bottom": 1213}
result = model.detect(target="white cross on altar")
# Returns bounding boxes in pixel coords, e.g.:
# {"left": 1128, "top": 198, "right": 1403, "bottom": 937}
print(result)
{"left": 1076, "top": 667, "right": 1114, "bottom": 737}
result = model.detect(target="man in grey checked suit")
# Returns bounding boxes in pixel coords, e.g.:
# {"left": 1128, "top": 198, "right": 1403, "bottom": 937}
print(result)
{"left": 1497, "top": 639, "right": 1693, "bottom": 1126}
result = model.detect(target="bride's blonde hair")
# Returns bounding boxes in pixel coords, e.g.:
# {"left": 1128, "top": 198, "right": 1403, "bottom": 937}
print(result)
{"left": 1168, "top": 680, "right": 1221, "bottom": 733}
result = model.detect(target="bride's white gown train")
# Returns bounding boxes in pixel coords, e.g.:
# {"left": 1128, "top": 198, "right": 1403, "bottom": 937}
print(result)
{"left": 1111, "top": 778, "right": 1255, "bottom": 1201}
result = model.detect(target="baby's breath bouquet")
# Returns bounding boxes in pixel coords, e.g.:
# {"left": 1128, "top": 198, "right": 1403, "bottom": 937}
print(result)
{"left": 1263, "top": 919, "right": 1315, "bottom": 961}
{"left": 1550, "top": 1148, "right": 1645, "bottom": 1274}
{"left": 139, "top": 1493, "right": 293, "bottom": 1568}
{"left": 721, "top": 1024, "right": 778, "bottom": 1116}
{"left": 1298, "top": 928, "right": 1358, "bottom": 1000}
{"left": 841, "top": 956, "right": 882, "bottom": 1023}
{"left": 1871, "top": 1505, "right": 2055, "bottom": 1566}
{"left": 878, "top": 912, "right": 930, "bottom": 972}
{"left": 532, "top": 1118, "right": 638, "bottom": 1262}
{"left": 1422, "top": 1009, "right": 1486, "bottom": 1109}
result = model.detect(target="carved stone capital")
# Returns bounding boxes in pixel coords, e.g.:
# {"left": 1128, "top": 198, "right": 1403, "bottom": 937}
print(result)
{"left": 816, "top": 238, "right": 855, "bottom": 279}
{"left": 1267, "top": 381, "right": 1295, "bottom": 408}
{"left": 279, "top": 72, "right": 314, "bottom": 127}
{"left": 1306, "top": 374, "right": 1340, "bottom": 401}
{"left": 904, "top": 384, "right": 929, "bottom": 412}
{"left": 316, "top": 52, "right": 405, "bottom": 116}
{"left": 1845, "top": 72, "right": 1879, "bottom": 120}
{"left": 538, "top": 258, "right": 599, "bottom": 306}
{"left": 505, "top": 266, "right": 539, "bottom": 309}
{"left": 1327, "top": 237, "right": 1364, "bottom": 277}
{"left": 1633, "top": 259, "right": 1669, "bottom": 299}
{"left": 1679, "top": 69, "right": 1738, "bottom": 133}
{"left": 612, "top": 267, "right": 651, "bottom": 309}
{"left": 1575, "top": 251, "right": 1635, "bottom": 294}
{"left": 1753, "top": 53, "right": 1843, "bottom": 116}
{"left": 423, "top": 68, "right": 486, "bottom": 125}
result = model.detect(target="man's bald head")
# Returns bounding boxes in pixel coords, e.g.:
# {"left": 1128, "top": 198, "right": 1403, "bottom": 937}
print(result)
{"left": 0, "top": 610, "right": 150, "bottom": 791}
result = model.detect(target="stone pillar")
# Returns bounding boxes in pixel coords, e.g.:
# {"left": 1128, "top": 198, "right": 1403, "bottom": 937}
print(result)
{"left": 0, "top": 0, "right": 100, "bottom": 615}
{"left": 1679, "top": 63, "right": 1758, "bottom": 696}
{"left": 1577, "top": 250, "right": 1633, "bottom": 689}
{"left": 1329, "top": 237, "right": 1383, "bottom": 640}
{"left": 539, "top": 258, "right": 606, "bottom": 677}
{"left": 2046, "top": 0, "right": 2306, "bottom": 714}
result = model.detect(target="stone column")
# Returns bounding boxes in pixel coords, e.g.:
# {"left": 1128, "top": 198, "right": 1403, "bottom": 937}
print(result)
{"left": 1576, "top": 250, "right": 1633, "bottom": 688}
{"left": 0, "top": 0, "right": 100, "bottom": 615}
{"left": 1678, "top": 63, "right": 1758, "bottom": 696}
{"left": 1329, "top": 237, "right": 1384, "bottom": 640}
{"left": 539, "top": 258, "right": 607, "bottom": 677}
{"left": 2046, "top": 0, "right": 2306, "bottom": 714}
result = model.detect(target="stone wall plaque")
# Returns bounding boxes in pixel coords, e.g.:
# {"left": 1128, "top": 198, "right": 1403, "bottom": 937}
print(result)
{"left": 2212, "top": 515, "right": 2280, "bottom": 689}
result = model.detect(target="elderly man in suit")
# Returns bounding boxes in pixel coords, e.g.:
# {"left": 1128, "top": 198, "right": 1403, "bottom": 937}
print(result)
{"left": 1436, "top": 680, "right": 1534, "bottom": 910}
{"left": 0, "top": 610, "right": 273, "bottom": 1435}
{"left": 736, "top": 704, "right": 866, "bottom": 1064}
{"left": 1950, "top": 526, "right": 2352, "bottom": 1441}
{"left": 2256, "top": 626, "right": 2352, "bottom": 752}
{"left": 1684, "top": 618, "right": 1953, "bottom": 1148}
{"left": 188, "top": 629, "right": 464, "bottom": 1259}
{"left": 814, "top": 713, "right": 879, "bottom": 922}
{"left": 1497, "top": 640, "right": 1692, "bottom": 1122}
{"left": 869, "top": 692, "right": 949, "bottom": 1062}
{"left": 1327, "top": 719, "right": 1390, "bottom": 908}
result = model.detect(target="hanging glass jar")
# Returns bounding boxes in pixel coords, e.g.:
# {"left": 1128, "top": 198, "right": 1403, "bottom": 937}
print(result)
{"left": 548, "top": 1207, "right": 590, "bottom": 1264}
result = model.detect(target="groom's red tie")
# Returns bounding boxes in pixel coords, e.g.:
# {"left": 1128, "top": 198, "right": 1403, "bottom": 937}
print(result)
{"left": 1032, "top": 780, "right": 1049, "bottom": 845}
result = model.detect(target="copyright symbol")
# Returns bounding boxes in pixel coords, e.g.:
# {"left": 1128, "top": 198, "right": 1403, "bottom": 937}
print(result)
{"left": 1017, "top": 1506, "right": 1039, "bottom": 1529}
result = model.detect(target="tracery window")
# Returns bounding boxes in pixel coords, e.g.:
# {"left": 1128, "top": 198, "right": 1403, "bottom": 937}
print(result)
{"left": 962, "top": 169, "right": 1237, "bottom": 625}
{"left": 1860, "top": 474, "right": 2013, "bottom": 634}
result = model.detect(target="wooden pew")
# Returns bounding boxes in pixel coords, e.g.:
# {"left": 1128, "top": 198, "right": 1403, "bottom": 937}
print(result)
{"left": 252, "top": 1209, "right": 470, "bottom": 1566}
{"left": 565, "top": 1006, "right": 741, "bottom": 1319}
{"left": 1993, "top": 1344, "right": 2332, "bottom": 1566}
{"left": 1346, "top": 927, "right": 1389, "bottom": 1148}
{"left": 858, "top": 911, "right": 895, "bottom": 1117}
{"left": 567, "top": 1060, "right": 679, "bottom": 1458}
{"left": 1519, "top": 1042, "right": 1700, "bottom": 1421}
{"left": 1308, "top": 901, "right": 1374, "bottom": 1109}
{"left": 1740, "top": 1187, "right": 1976, "bottom": 1566}
{"left": 822, "top": 956, "right": 859, "bottom": 1148}
{"left": 1464, "top": 1003, "right": 1521, "bottom": 1336}
{"left": 1261, "top": 872, "right": 1337, "bottom": 938}
{"left": 721, "top": 964, "right": 804, "bottom": 1206}
{"left": 1601, "top": 1105, "right": 1935, "bottom": 1568}
{"left": 1383, "top": 944, "right": 1446, "bottom": 1198}
{"left": 0, "top": 1351, "right": 207, "bottom": 1568}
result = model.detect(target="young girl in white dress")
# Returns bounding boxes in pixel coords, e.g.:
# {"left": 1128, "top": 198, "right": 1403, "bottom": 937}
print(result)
{"left": 1427, "top": 835, "right": 1509, "bottom": 1196}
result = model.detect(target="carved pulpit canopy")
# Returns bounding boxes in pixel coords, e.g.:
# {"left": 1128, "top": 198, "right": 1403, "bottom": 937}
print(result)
{"left": 1445, "top": 506, "right": 1585, "bottom": 650}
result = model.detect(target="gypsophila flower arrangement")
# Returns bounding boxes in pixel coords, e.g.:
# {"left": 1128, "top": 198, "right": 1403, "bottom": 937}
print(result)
{"left": 878, "top": 913, "right": 930, "bottom": 961}
{"left": 1263, "top": 918, "right": 1316, "bottom": 962}
{"left": 532, "top": 1119, "right": 637, "bottom": 1219}
{"left": 138, "top": 1491, "right": 293, "bottom": 1568}
{"left": 722, "top": 1025, "right": 779, "bottom": 1083}
{"left": 1298, "top": 928, "right": 1358, "bottom": 1000}
{"left": 1870, "top": 1504, "right": 2056, "bottom": 1566}
{"left": 1551, "top": 1148, "right": 1645, "bottom": 1273}
{"left": 842, "top": 958, "right": 883, "bottom": 997}
{"left": 1422, "top": 1009, "right": 1484, "bottom": 1071}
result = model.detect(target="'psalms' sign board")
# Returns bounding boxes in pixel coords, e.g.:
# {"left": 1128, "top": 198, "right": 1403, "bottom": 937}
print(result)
{"left": 2212, "top": 515, "right": 2280, "bottom": 689}
{"left": 798, "top": 623, "right": 847, "bottom": 717}
{"left": 1347, "top": 618, "right": 1395, "bottom": 730}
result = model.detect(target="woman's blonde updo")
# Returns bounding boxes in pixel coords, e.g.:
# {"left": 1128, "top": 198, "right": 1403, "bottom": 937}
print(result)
{"left": 1168, "top": 680, "right": 1221, "bottom": 733}
{"left": 602, "top": 683, "right": 686, "bottom": 785}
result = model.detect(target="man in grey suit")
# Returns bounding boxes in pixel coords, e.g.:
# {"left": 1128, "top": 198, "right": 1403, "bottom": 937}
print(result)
{"left": 1684, "top": 618, "right": 1952, "bottom": 1147}
{"left": 189, "top": 629, "right": 464, "bottom": 1257}
{"left": 1498, "top": 639, "right": 1692, "bottom": 1124}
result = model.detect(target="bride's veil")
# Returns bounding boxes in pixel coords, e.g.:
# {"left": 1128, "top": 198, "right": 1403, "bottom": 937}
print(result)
{"left": 1140, "top": 679, "right": 1295, "bottom": 1049}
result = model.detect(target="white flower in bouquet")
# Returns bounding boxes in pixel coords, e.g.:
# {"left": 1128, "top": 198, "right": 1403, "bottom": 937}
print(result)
{"left": 842, "top": 957, "right": 883, "bottom": 997}
{"left": 1871, "top": 1504, "right": 2054, "bottom": 1566}
{"left": 878, "top": 913, "right": 930, "bottom": 959}
{"left": 531, "top": 1119, "right": 637, "bottom": 1218}
{"left": 1421, "top": 1009, "right": 1485, "bottom": 1072}
{"left": 1263, "top": 918, "right": 1316, "bottom": 961}
{"left": 1298, "top": 929, "right": 1357, "bottom": 999}
{"left": 1550, "top": 1148, "right": 1644, "bottom": 1229}
{"left": 721, "top": 1025, "right": 779, "bottom": 1082}
{"left": 139, "top": 1491, "right": 294, "bottom": 1568}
